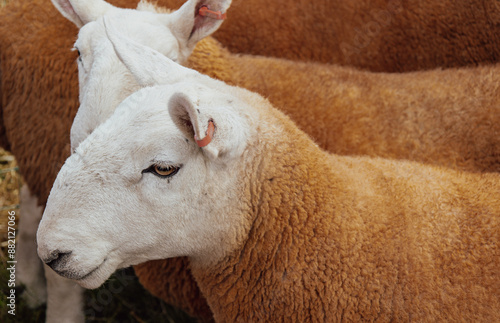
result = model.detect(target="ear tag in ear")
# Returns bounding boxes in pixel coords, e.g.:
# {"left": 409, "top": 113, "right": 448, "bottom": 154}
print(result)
{"left": 195, "top": 120, "right": 215, "bottom": 147}
{"left": 198, "top": 5, "right": 227, "bottom": 20}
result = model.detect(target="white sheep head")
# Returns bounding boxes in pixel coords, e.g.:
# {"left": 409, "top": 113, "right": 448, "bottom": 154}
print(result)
{"left": 51, "top": 0, "right": 232, "bottom": 150}
{"left": 37, "top": 26, "right": 271, "bottom": 289}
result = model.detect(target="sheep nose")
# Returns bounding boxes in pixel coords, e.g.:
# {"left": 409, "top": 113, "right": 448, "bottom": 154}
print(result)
{"left": 42, "top": 250, "right": 73, "bottom": 270}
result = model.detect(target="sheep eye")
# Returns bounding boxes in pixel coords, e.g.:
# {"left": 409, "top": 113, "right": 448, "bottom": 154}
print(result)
{"left": 154, "top": 165, "right": 178, "bottom": 177}
{"left": 73, "top": 47, "right": 83, "bottom": 65}
{"left": 73, "top": 47, "right": 81, "bottom": 57}
{"left": 142, "top": 164, "right": 181, "bottom": 178}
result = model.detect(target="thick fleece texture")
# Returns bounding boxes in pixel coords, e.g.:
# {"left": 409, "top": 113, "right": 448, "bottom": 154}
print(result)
{"left": 136, "top": 38, "right": 500, "bottom": 320}
{"left": 188, "top": 102, "right": 500, "bottom": 322}
{"left": 161, "top": 0, "right": 500, "bottom": 71}
{"left": 1, "top": 0, "right": 500, "bottom": 320}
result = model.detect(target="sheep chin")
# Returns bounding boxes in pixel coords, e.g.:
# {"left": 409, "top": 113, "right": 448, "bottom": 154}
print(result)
{"left": 73, "top": 258, "right": 117, "bottom": 290}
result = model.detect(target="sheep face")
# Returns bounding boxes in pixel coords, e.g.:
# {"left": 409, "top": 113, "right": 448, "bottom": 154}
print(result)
{"left": 51, "top": 0, "right": 232, "bottom": 149}
{"left": 37, "top": 79, "right": 260, "bottom": 289}
{"left": 70, "top": 12, "right": 179, "bottom": 150}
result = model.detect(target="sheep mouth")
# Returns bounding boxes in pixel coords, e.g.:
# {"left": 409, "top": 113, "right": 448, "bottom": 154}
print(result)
{"left": 73, "top": 258, "right": 107, "bottom": 281}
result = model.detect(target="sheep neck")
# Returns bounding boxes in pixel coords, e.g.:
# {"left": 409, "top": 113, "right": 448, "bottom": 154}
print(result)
{"left": 190, "top": 108, "right": 350, "bottom": 322}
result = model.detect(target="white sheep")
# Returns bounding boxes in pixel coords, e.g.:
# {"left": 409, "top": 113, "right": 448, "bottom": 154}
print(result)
{"left": 37, "top": 32, "right": 500, "bottom": 322}
{"left": 52, "top": 0, "right": 230, "bottom": 149}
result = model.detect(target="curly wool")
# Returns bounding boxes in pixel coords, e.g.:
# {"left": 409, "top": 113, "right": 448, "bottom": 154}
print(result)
{"left": 140, "top": 39, "right": 500, "bottom": 320}
{"left": 189, "top": 103, "right": 500, "bottom": 322}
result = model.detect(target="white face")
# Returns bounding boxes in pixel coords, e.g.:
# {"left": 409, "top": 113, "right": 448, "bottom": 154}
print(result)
{"left": 56, "top": 0, "right": 232, "bottom": 150}
{"left": 40, "top": 1, "right": 242, "bottom": 288}
{"left": 71, "top": 11, "right": 181, "bottom": 149}
{"left": 37, "top": 82, "right": 257, "bottom": 289}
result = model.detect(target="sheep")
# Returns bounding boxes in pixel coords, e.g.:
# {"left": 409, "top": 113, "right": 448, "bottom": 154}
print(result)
{"left": 160, "top": 0, "right": 500, "bottom": 72}
{"left": 3, "top": 0, "right": 500, "bottom": 320}
{"left": 58, "top": 17, "right": 500, "bottom": 322}
{"left": 29, "top": 0, "right": 500, "bottom": 319}
{"left": 36, "top": 44, "right": 500, "bottom": 322}
{"left": 66, "top": 3, "right": 500, "bottom": 180}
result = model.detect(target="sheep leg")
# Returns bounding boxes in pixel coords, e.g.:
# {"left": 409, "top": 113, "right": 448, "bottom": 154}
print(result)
{"left": 15, "top": 185, "right": 47, "bottom": 307}
{"left": 44, "top": 265, "right": 85, "bottom": 323}
{"left": 17, "top": 185, "right": 85, "bottom": 322}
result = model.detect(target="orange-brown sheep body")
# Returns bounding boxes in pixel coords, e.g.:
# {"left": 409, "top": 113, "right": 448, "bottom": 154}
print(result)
{"left": 186, "top": 95, "right": 500, "bottom": 322}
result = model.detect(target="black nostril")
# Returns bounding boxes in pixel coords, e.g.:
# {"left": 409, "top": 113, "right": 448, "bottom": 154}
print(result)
{"left": 43, "top": 250, "right": 62, "bottom": 263}
{"left": 44, "top": 251, "right": 73, "bottom": 270}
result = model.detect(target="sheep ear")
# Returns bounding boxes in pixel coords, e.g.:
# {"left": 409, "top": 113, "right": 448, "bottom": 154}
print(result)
{"left": 168, "top": 88, "right": 247, "bottom": 161}
{"left": 103, "top": 16, "right": 199, "bottom": 87}
{"left": 168, "top": 90, "right": 220, "bottom": 160}
{"left": 167, "top": 0, "right": 232, "bottom": 52}
{"left": 51, "top": 0, "right": 115, "bottom": 28}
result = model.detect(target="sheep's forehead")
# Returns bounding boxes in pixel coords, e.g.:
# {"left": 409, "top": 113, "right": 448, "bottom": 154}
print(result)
{"left": 76, "top": 89, "right": 189, "bottom": 161}
{"left": 77, "top": 10, "right": 179, "bottom": 61}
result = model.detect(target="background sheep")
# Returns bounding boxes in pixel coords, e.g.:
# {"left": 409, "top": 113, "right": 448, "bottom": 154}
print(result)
{"left": 162, "top": 0, "right": 500, "bottom": 71}
{"left": 2, "top": 0, "right": 500, "bottom": 194}
{"left": 37, "top": 48, "right": 500, "bottom": 322}
{"left": 2, "top": 0, "right": 500, "bottom": 320}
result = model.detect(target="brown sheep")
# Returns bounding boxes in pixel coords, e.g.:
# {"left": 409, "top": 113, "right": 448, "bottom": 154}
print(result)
{"left": 160, "top": 0, "right": 500, "bottom": 71}
{"left": 36, "top": 48, "right": 500, "bottom": 322}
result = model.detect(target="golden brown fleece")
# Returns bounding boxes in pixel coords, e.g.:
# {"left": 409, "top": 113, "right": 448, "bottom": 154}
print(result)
{"left": 172, "top": 97, "right": 500, "bottom": 322}
{"left": 136, "top": 38, "right": 500, "bottom": 320}
{"left": 1, "top": 0, "right": 499, "bottom": 320}
{"left": 187, "top": 100, "right": 500, "bottom": 322}
{"left": 161, "top": 0, "right": 500, "bottom": 71}
{"left": 2, "top": 0, "right": 500, "bottom": 203}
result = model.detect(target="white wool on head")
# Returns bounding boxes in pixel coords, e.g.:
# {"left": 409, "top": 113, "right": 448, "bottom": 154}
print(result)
{"left": 51, "top": 0, "right": 232, "bottom": 150}
{"left": 37, "top": 76, "right": 259, "bottom": 289}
